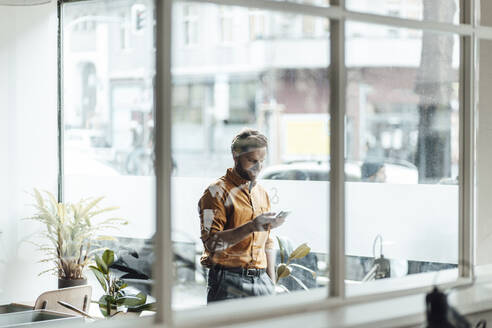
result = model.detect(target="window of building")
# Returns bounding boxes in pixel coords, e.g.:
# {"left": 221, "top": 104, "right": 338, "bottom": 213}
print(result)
{"left": 170, "top": 2, "right": 330, "bottom": 311}
{"left": 345, "top": 22, "right": 460, "bottom": 295}
{"left": 346, "top": 0, "right": 459, "bottom": 25}
{"left": 249, "top": 9, "right": 267, "bottom": 41}
{"left": 182, "top": 4, "right": 199, "bottom": 46}
{"left": 41, "top": 0, "right": 478, "bottom": 325}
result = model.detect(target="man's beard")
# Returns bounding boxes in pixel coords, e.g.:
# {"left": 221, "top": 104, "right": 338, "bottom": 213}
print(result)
{"left": 234, "top": 162, "right": 255, "bottom": 181}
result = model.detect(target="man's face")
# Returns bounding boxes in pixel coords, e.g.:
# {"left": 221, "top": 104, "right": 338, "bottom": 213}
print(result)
{"left": 370, "top": 166, "right": 386, "bottom": 183}
{"left": 234, "top": 147, "right": 267, "bottom": 181}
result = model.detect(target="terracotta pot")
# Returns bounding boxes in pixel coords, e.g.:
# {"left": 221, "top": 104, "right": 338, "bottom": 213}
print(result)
{"left": 58, "top": 277, "right": 87, "bottom": 289}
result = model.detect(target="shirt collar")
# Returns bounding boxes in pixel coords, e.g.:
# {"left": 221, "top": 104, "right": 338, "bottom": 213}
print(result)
{"left": 226, "top": 168, "right": 256, "bottom": 189}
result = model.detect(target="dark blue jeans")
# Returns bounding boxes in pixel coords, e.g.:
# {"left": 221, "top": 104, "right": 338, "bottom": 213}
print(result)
{"left": 207, "top": 267, "right": 275, "bottom": 303}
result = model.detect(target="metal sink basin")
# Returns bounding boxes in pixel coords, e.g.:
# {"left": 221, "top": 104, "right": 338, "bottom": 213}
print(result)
{"left": 0, "top": 310, "right": 83, "bottom": 327}
{"left": 0, "top": 304, "right": 32, "bottom": 315}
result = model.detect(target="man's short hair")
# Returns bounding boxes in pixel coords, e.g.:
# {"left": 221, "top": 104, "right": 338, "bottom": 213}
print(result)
{"left": 361, "top": 161, "right": 384, "bottom": 180}
{"left": 231, "top": 128, "right": 268, "bottom": 156}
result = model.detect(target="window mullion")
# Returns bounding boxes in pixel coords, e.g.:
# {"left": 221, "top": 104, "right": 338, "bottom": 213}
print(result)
{"left": 155, "top": 0, "right": 174, "bottom": 324}
{"left": 57, "top": 0, "right": 64, "bottom": 203}
{"left": 458, "top": 0, "right": 476, "bottom": 279}
{"left": 329, "top": 0, "right": 346, "bottom": 298}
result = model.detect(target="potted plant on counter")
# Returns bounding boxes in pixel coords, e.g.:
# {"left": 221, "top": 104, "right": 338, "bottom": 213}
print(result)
{"left": 28, "top": 189, "right": 127, "bottom": 288}
{"left": 90, "top": 249, "right": 155, "bottom": 317}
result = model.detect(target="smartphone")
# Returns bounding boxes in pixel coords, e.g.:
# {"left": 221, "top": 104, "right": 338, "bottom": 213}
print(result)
{"left": 275, "top": 210, "right": 291, "bottom": 219}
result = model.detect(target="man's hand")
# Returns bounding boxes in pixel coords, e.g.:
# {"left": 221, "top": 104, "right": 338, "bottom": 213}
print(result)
{"left": 252, "top": 212, "right": 285, "bottom": 232}
{"left": 204, "top": 212, "right": 286, "bottom": 253}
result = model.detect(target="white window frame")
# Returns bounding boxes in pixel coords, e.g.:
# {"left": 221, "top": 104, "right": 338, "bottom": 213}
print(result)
{"left": 57, "top": 0, "right": 483, "bottom": 326}
{"left": 154, "top": 0, "right": 477, "bottom": 325}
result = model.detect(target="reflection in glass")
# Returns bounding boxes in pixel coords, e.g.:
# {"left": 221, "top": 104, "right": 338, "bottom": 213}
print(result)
{"left": 345, "top": 21, "right": 459, "bottom": 293}
{"left": 62, "top": 0, "right": 156, "bottom": 314}
{"left": 346, "top": 0, "right": 459, "bottom": 25}
{"left": 481, "top": 0, "right": 492, "bottom": 27}
{"left": 171, "top": 3, "right": 330, "bottom": 309}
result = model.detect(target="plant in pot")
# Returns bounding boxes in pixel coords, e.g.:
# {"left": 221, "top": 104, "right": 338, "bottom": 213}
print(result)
{"left": 275, "top": 236, "right": 316, "bottom": 292}
{"left": 90, "top": 249, "right": 156, "bottom": 318}
{"left": 28, "top": 189, "right": 127, "bottom": 288}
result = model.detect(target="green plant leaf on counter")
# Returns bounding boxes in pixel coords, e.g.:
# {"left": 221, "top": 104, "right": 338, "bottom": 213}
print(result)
{"left": 95, "top": 255, "right": 108, "bottom": 274}
{"left": 102, "top": 249, "right": 115, "bottom": 267}
{"left": 288, "top": 243, "right": 311, "bottom": 262}
{"left": 275, "top": 238, "right": 314, "bottom": 292}
{"left": 91, "top": 248, "right": 155, "bottom": 318}
{"left": 89, "top": 266, "right": 107, "bottom": 293}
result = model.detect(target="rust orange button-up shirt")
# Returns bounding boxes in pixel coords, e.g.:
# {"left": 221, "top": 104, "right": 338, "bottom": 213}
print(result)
{"left": 199, "top": 168, "right": 274, "bottom": 269}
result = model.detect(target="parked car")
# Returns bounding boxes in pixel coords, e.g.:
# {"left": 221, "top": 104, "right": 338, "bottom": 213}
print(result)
{"left": 259, "top": 160, "right": 418, "bottom": 184}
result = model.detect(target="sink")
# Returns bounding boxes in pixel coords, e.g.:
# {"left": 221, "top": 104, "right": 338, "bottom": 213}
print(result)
{"left": 0, "top": 310, "right": 83, "bottom": 327}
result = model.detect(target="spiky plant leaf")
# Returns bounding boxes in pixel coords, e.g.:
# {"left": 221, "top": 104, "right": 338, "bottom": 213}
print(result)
{"left": 26, "top": 189, "right": 126, "bottom": 280}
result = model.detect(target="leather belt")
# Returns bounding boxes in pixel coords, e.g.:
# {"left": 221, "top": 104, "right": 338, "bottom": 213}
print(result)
{"left": 212, "top": 264, "right": 265, "bottom": 277}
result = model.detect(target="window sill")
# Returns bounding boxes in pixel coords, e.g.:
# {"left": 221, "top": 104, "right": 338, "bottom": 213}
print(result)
{"left": 173, "top": 268, "right": 463, "bottom": 327}
{"left": 82, "top": 265, "right": 492, "bottom": 328}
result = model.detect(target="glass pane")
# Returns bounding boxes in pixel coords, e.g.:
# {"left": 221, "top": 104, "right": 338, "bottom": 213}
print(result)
{"left": 477, "top": 39, "right": 492, "bottom": 261}
{"left": 171, "top": 2, "right": 330, "bottom": 309}
{"left": 346, "top": 0, "right": 459, "bottom": 25}
{"left": 481, "top": 0, "right": 492, "bottom": 26}
{"left": 63, "top": 0, "right": 156, "bottom": 318}
{"left": 345, "top": 22, "right": 459, "bottom": 295}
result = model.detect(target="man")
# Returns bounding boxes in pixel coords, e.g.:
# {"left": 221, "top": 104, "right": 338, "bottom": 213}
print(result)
{"left": 361, "top": 160, "right": 386, "bottom": 182}
{"left": 198, "top": 128, "right": 285, "bottom": 303}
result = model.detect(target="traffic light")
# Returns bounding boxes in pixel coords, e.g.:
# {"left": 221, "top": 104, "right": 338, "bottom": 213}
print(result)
{"left": 132, "top": 4, "right": 146, "bottom": 32}
{"left": 135, "top": 8, "right": 145, "bottom": 30}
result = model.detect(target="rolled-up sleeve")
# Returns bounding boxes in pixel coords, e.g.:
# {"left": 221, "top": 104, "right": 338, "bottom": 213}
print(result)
{"left": 198, "top": 185, "right": 227, "bottom": 242}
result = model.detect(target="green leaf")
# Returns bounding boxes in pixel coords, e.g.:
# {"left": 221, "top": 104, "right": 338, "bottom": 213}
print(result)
{"left": 127, "top": 302, "right": 156, "bottom": 312}
{"left": 288, "top": 263, "right": 317, "bottom": 278}
{"left": 276, "top": 263, "right": 291, "bottom": 283}
{"left": 88, "top": 265, "right": 101, "bottom": 273}
{"left": 97, "top": 295, "right": 116, "bottom": 317}
{"left": 115, "top": 294, "right": 146, "bottom": 307}
{"left": 95, "top": 254, "right": 108, "bottom": 274}
{"left": 90, "top": 267, "right": 107, "bottom": 292}
{"left": 287, "top": 243, "right": 311, "bottom": 262}
{"left": 102, "top": 249, "right": 115, "bottom": 267}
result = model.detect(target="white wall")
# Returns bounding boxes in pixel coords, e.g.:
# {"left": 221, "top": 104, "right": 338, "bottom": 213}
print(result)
{"left": 0, "top": 2, "right": 58, "bottom": 303}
